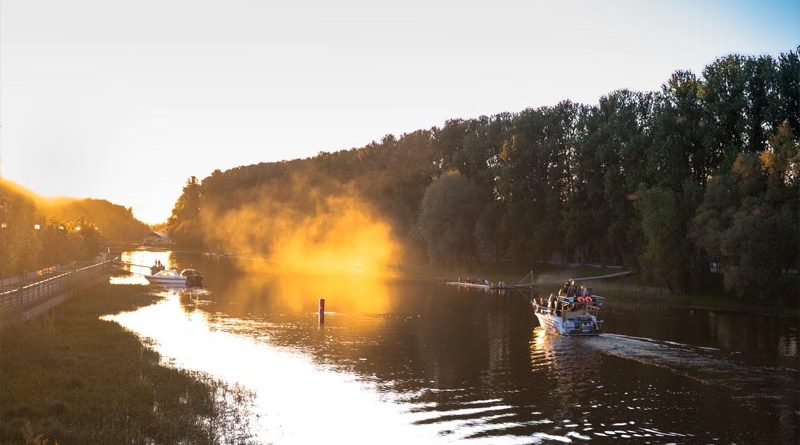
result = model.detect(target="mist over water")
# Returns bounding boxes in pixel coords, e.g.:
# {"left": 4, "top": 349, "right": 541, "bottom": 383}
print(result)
{"left": 201, "top": 179, "right": 402, "bottom": 278}
{"left": 108, "top": 251, "right": 800, "bottom": 444}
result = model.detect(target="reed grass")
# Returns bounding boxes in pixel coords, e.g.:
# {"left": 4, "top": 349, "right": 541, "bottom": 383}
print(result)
{"left": 0, "top": 283, "right": 255, "bottom": 445}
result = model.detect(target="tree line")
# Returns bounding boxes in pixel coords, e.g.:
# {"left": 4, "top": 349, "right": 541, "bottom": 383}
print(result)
{"left": 167, "top": 48, "right": 799, "bottom": 300}
{"left": 0, "top": 182, "right": 149, "bottom": 277}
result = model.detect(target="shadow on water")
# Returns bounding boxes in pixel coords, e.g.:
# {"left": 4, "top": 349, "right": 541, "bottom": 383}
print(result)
{"left": 107, "top": 251, "right": 799, "bottom": 444}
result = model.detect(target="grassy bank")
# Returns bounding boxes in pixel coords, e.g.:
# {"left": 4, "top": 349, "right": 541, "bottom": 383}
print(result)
{"left": 413, "top": 260, "right": 799, "bottom": 319}
{"left": 595, "top": 284, "right": 800, "bottom": 319}
{"left": 541, "top": 274, "right": 800, "bottom": 319}
{"left": 0, "top": 283, "right": 254, "bottom": 444}
{"left": 404, "top": 260, "right": 624, "bottom": 285}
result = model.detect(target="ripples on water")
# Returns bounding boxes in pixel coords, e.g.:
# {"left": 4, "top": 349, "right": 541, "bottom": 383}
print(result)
{"left": 107, "top": 251, "right": 800, "bottom": 444}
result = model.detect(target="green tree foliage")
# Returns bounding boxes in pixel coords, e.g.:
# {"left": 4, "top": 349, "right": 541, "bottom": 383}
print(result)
{"left": 581, "top": 91, "right": 654, "bottom": 265}
{"left": 692, "top": 124, "right": 799, "bottom": 299}
{"left": 40, "top": 198, "right": 149, "bottom": 242}
{"left": 636, "top": 183, "right": 701, "bottom": 292}
{"left": 720, "top": 198, "right": 790, "bottom": 299}
{"left": 493, "top": 102, "right": 584, "bottom": 264}
{"left": 0, "top": 183, "right": 114, "bottom": 277}
{"left": 73, "top": 219, "right": 103, "bottom": 261}
{"left": 0, "top": 190, "right": 40, "bottom": 276}
{"left": 776, "top": 50, "right": 800, "bottom": 134}
{"left": 166, "top": 176, "right": 203, "bottom": 247}
{"left": 37, "top": 220, "right": 80, "bottom": 265}
{"left": 701, "top": 54, "right": 749, "bottom": 164}
{"left": 417, "top": 171, "right": 482, "bottom": 265}
{"left": 164, "top": 47, "right": 799, "bottom": 300}
{"left": 650, "top": 71, "right": 707, "bottom": 186}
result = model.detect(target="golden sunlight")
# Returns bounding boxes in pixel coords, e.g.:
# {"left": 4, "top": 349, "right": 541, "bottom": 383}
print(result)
{"left": 203, "top": 182, "right": 400, "bottom": 273}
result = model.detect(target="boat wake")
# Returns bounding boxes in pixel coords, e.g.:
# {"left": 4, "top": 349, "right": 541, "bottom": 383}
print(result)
{"left": 585, "top": 333, "right": 800, "bottom": 407}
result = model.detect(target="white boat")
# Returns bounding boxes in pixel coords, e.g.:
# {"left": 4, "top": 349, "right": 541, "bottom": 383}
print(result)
{"left": 145, "top": 269, "right": 203, "bottom": 287}
{"left": 531, "top": 281, "right": 604, "bottom": 336}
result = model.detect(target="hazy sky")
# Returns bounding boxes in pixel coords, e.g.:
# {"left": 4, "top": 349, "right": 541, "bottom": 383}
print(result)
{"left": 1, "top": 0, "right": 798, "bottom": 224}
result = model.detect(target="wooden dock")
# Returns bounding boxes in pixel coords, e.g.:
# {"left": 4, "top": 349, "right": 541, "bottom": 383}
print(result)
{"left": 539, "top": 270, "right": 635, "bottom": 285}
{"left": 446, "top": 281, "right": 535, "bottom": 290}
{"left": 447, "top": 270, "right": 633, "bottom": 291}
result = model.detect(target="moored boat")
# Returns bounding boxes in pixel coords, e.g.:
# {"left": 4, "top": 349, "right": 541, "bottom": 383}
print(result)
{"left": 531, "top": 280, "right": 604, "bottom": 336}
{"left": 145, "top": 269, "right": 203, "bottom": 287}
{"left": 180, "top": 269, "right": 203, "bottom": 287}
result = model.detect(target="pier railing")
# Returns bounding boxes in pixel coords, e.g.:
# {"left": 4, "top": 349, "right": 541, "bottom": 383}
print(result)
{"left": 0, "top": 260, "right": 112, "bottom": 317}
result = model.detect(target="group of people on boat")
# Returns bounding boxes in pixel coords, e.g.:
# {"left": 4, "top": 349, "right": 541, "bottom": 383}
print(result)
{"left": 534, "top": 280, "right": 596, "bottom": 315}
{"left": 558, "top": 279, "right": 592, "bottom": 299}
{"left": 457, "top": 277, "right": 508, "bottom": 288}
{"left": 458, "top": 277, "right": 490, "bottom": 285}
{"left": 150, "top": 260, "right": 165, "bottom": 275}
{"left": 531, "top": 278, "right": 604, "bottom": 336}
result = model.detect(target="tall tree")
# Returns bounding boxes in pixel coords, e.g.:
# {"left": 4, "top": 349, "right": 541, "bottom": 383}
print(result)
{"left": 743, "top": 55, "right": 778, "bottom": 153}
{"left": 636, "top": 183, "right": 701, "bottom": 292}
{"left": 417, "top": 171, "right": 481, "bottom": 266}
{"left": 167, "top": 176, "right": 203, "bottom": 247}
{"left": 776, "top": 47, "right": 800, "bottom": 135}
{"left": 701, "top": 55, "right": 748, "bottom": 165}
{"left": 650, "top": 71, "right": 707, "bottom": 187}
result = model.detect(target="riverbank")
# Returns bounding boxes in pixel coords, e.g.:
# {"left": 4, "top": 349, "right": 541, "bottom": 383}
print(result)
{"left": 0, "top": 283, "right": 254, "bottom": 444}
{"left": 418, "top": 261, "right": 799, "bottom": 319}
{"left": 600, "top": 285, "right": 800, "bottom": 319}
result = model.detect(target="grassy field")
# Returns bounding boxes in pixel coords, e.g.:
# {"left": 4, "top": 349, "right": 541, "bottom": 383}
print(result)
{"left": 0, "top": 283, "right": 254, "bottom": 445}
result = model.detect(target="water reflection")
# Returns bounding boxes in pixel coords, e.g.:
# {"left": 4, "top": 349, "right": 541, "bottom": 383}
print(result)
{"left": 778, "top": 335, "right": 798, "bottom": 357}
{"left": 105, "top": 252, "right": 800, "bottom": 444}
{"left": 105, "top": 291, "right": 443, "bottom": 444}
{"left": 210, "top": 270, "right": 395, "bottom": 315}
{"left": 604, "top": 299, "right": 800, "bottom": 361}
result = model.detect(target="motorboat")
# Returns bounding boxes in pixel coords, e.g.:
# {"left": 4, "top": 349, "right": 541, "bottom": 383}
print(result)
{"left": 145, "top": 269, "right": 203, "bottom": 287}
{"left": 531, "top": 280, "right": 604, "bottom": 336}
{"left": 145, "top": 270, "right": 184, "bottom": 286}
{"left": 180, "top": 269, "right": 203, "bottom": 287}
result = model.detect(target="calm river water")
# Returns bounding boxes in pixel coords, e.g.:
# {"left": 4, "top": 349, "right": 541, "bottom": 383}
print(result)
{"left": 107, "top": 251, "right": 799, "bottom": 444}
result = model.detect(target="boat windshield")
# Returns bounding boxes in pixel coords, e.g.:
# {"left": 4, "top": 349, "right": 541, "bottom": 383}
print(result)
{"left": 155, "top": 270, "right": 180, "bottom": 276}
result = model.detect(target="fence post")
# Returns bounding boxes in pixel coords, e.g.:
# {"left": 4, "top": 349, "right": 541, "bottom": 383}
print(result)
{"left": 1, "top": 259, "right": 109, "bottom": 322}
{"left": 16, "top": 274, "right": 23, "bottom": 307}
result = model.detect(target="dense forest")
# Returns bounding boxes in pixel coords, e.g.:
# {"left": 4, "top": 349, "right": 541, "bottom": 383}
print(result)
{"left": 0, "top": 181, "right": 150, "bottom": 277}
{"left": 167, "top": 49, "right": 800, "bottom": 300}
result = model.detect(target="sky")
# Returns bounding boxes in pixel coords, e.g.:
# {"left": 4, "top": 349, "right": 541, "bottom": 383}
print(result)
{"left": 1, "top": 0, "right": 798, "bottom": 224}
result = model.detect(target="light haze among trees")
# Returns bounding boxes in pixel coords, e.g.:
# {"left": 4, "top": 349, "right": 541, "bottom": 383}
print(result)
{"left": 166, "top": 48, "right": 800, "bottom": 300}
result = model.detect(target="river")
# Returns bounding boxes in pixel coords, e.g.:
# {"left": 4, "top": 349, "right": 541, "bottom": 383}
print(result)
{"left": 105, "top": 250, "right": 799, "bottom": 444}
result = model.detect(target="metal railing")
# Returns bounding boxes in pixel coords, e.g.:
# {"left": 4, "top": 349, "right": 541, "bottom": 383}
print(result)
{"left": 0, "top": 260, "right": 112, "bottom": 315}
